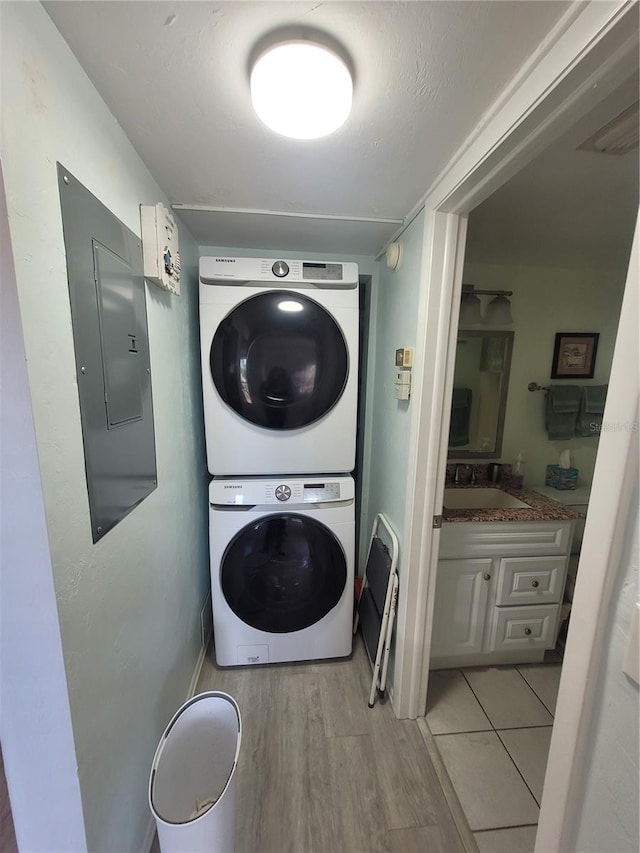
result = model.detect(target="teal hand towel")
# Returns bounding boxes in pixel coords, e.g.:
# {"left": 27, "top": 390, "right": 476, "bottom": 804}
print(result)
{"left": 549, "top": 384, "right": 582, "bottom": 413}
{"left": 577, "top": 385, "right": 607, "bottom": 436}
{"left": 583, "top": 385, "right": 607, "bottom": 413}
{"left": 546, "top": 385, "right": 580, "bottom": 440}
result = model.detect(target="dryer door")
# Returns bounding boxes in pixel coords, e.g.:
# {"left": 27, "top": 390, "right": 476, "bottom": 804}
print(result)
{"left": 210, "top": 291, "right": 348, "bottom": 430}
{"left": 220, "top": 514, "right": 347, "bottom": 633}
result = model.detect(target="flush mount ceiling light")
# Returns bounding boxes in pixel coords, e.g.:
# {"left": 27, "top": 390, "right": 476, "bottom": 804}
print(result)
{"left": 250, "top": 40, "right": 353, "bottom": 139}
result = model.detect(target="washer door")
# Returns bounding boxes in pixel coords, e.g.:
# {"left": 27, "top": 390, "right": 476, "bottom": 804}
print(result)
{"left": 210, "top": 291, "right": 348, "bottom": 430}
{"left": 221, "top": 514, "right": 347, "bottom": 633}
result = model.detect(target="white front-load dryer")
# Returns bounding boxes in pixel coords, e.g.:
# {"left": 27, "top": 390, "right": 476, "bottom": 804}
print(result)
{"left": 199, "top": 256, "right": 359, "bottom": 476}
{"left": 209, "top": 475, "right": 354, "bottom": 666}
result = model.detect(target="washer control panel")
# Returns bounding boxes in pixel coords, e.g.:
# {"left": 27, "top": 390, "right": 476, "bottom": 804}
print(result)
{"left": 210, "top": 477, "right": 352, "bottom": 506}
{"left": 265, "top": 482, "right": 303, "bottom": 503}
{"left": 265, "top": 481, "right": 341, "bottom": 504}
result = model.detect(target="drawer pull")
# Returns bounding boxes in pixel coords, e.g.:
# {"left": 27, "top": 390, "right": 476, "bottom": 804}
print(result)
{"left": 524, "top": 627, "right": 532, "bottom": 635}
{"left": 531, "top": 580, "right": 540, "bottom": 588}
{"left": 483, "top": 573, "right": 491, "bottom": 581}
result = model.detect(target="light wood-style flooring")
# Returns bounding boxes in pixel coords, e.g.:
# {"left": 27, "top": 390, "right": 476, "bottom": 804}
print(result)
{"left": 195, "top": 635, "right": 467, "bottom": 853}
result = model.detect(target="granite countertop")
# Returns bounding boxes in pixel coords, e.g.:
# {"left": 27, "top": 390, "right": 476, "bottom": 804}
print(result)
{"left": 442, "top": 485, "right": 581, "bottom": 523}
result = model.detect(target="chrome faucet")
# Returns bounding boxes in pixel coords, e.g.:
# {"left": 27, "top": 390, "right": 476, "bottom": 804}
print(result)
{"left": 454, "top": 463, "right": 476, "bottom": 485}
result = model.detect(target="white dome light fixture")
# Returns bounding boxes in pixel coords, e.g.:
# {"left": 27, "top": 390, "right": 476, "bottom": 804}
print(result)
{"left": 250, "top": 40, "right": 353, "bottom": 139}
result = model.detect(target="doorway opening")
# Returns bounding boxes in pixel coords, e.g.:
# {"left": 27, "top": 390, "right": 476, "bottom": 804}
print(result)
{"left": 423, "top": 73, "right": 638, "bottom": 847}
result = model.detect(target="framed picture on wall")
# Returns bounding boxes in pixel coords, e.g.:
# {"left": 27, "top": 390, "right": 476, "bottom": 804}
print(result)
{"left": 551, "top": 332, "right": 599, "bottom": 379}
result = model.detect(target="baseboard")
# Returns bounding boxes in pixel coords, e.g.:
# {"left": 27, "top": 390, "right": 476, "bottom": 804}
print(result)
{"left": 143, "top": 634, "right": 209, "bottom": 852}
{"left": 142, "top": 812, "right": 157, "bottom": 853}
{"left": 187, "top": 636, "right": 209, "bottom": 700}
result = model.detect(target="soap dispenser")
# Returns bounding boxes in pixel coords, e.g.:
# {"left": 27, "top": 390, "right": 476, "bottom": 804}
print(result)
{"left": 512, "top": 452, "right": 526, "bottom": 489}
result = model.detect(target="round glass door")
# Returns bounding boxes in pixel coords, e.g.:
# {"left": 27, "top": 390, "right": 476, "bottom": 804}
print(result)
{"left": 210, "top": 291, "right": 349, "bottom": 430}
{"left": 221, "top": 514, "right": 347, "bottom": 633}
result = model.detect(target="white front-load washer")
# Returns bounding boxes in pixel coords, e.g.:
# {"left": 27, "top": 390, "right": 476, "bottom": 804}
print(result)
{"left": 209, "top": 474, "right": 354, "bottom": 666}
{"left": 199, "top": 256, "right": 359, "bottom": 476}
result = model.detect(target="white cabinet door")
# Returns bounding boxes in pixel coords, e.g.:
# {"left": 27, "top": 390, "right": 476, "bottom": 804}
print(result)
{"left": 431, "top": 559, "right": 493, "bottom": 657}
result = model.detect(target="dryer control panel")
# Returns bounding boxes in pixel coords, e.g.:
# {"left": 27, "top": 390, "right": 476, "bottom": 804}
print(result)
{"left": 210, "top": 476, "right": 354, "bottom": 506}
{"left": 200, "top": 256, "right": 358, "bottom": 287}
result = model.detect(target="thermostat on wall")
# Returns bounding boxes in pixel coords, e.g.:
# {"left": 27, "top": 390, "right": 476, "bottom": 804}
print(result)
{"left": 140, "top": 203, "right": 181, "bottom": 295}
{"left": 395, "top": 347, "right": 414, "bottom": 368}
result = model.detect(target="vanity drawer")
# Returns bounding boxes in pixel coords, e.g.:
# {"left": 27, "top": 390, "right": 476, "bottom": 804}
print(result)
{"left": 496, "top": 556, "right": 567, "bottom": 606}
{"left": 440, "top": 521, "right": 573, "bottom": 558}
{"left": 487, "top": 604, "right": 559, "bottom": 652}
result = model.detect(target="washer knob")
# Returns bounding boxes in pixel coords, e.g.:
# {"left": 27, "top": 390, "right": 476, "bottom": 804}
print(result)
{"left": 275, "top": 484, "right": 291, "bottom": 502}
{"left": 272, "top": 260, "right": 289, "bottom": 278}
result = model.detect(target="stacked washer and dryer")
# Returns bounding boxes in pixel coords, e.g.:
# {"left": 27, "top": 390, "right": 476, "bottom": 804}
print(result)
{"left": 199, "top": 256, "right": 359, "bottom": 666}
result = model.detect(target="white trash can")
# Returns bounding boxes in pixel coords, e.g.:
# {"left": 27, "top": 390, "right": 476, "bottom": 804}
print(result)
{"left": 149, "top": 691, "right": 242, "bottom": 853}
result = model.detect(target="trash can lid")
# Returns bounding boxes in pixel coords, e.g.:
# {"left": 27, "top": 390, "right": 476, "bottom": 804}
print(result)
{"left": 149, "top": 691, "right": 242, "bottom": 825}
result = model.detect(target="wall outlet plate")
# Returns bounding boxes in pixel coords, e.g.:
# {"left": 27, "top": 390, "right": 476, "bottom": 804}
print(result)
{"left": 395, "top": 369, "right": 411, "bottom": 385}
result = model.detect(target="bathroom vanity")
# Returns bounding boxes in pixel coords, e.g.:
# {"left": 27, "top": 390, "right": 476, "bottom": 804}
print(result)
{"left": 430, "top": 487, "right": 578, "bottom": 669}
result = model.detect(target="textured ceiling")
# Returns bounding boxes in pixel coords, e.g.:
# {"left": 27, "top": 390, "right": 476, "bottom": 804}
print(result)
{"left": 466, "top": 72, "right": 639, "bottom": 270}
{"left": 44, "top": 0, "right": 575, "bottom": 255}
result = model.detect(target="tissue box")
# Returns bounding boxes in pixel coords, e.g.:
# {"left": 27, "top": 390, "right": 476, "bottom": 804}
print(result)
{"left": 545, "top": 465, "right": 578, "bottom": 490}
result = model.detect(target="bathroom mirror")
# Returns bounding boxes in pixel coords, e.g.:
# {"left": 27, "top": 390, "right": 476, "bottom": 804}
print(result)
{"left": 448, "top": 330, "right": 514, "bottom": 459}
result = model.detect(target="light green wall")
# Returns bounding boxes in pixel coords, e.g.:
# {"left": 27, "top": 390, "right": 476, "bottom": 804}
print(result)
{"left": 1, "top": 4, "right": 209, "bottom": 849}
{"left": 363, "top": 212, "right": 425, "bottom": 693}
{"left": 461, "top": 262, "right": 626, "bottom": 487}
{"left": 365, "top": 211, "right": 425, "bottom": 559}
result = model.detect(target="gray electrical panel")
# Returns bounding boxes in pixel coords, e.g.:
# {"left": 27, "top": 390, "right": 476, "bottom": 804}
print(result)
{"left": 58, "top": 165, "right": 157, "bottom": 542}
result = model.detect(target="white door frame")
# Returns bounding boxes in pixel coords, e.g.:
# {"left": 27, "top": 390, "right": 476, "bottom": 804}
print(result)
{"left": 394, "top": 2, "right": 638, "bottom": 850}
{"left": 394, "top": 2, "right": 638, "bottom": 840}
{"left": 395, "top": 0, "right": 639, "bottom": 721}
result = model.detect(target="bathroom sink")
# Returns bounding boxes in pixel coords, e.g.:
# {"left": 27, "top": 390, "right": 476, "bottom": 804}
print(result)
{"left": 443, "top": 488, "right": 531, "bottom": 510}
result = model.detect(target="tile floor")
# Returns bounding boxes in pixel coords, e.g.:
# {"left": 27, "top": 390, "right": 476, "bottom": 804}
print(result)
{"left": 0, "top": 747, "right": 18, "bottom": 853}
{"left": 426, "top": 662, "right": 562, "bottom": 852}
